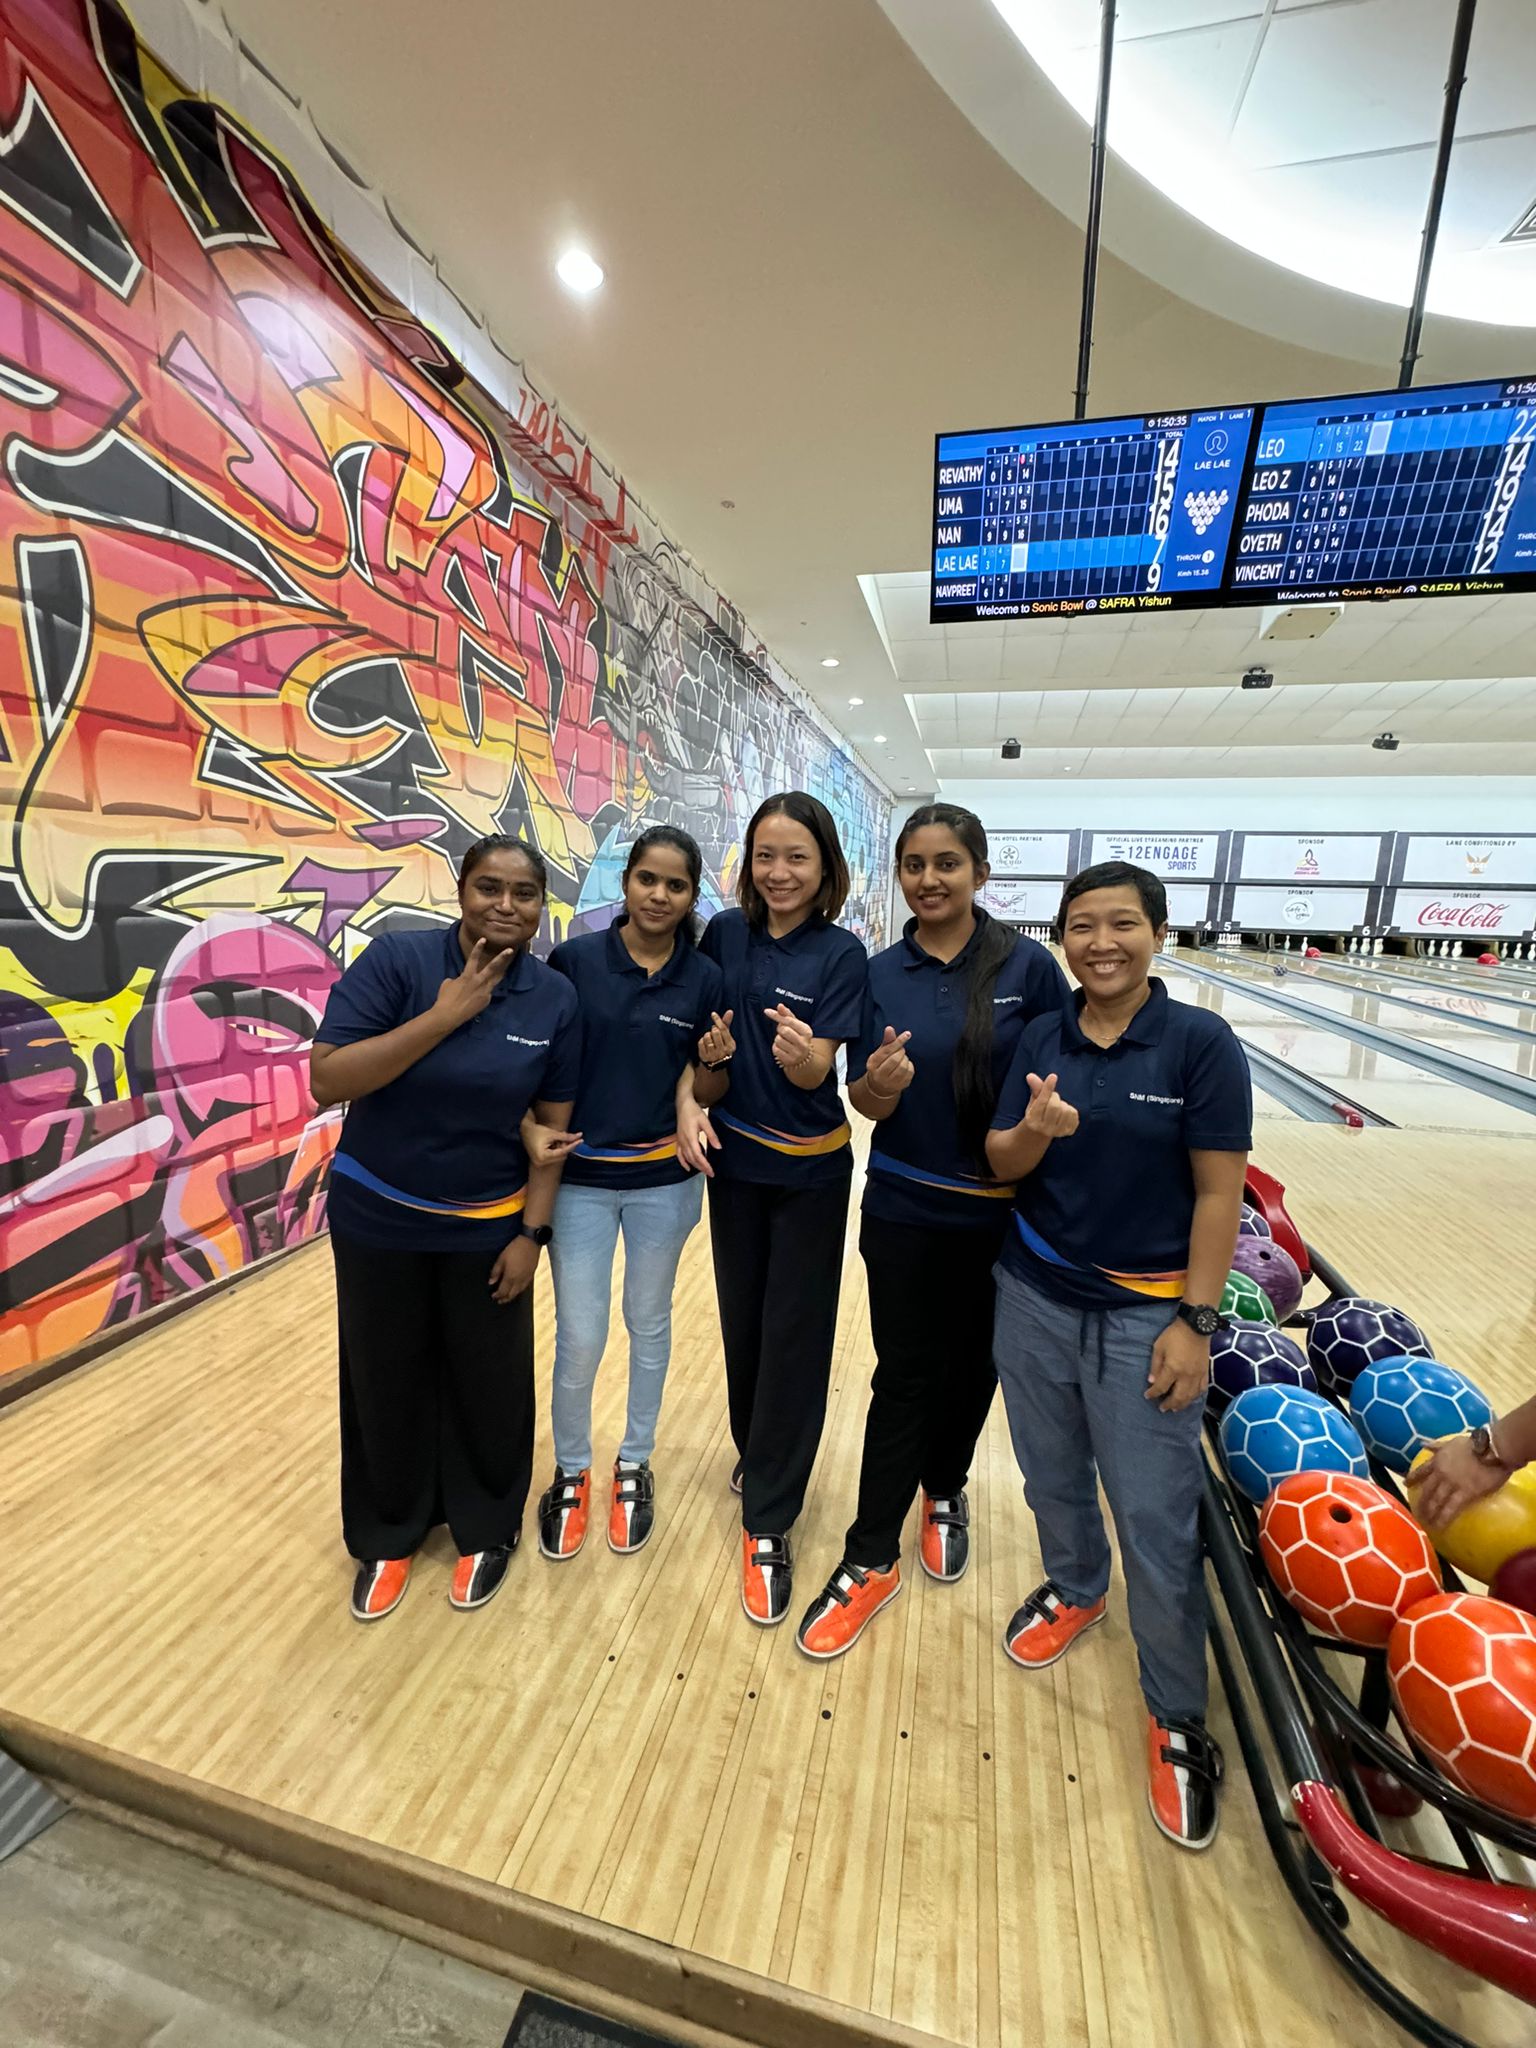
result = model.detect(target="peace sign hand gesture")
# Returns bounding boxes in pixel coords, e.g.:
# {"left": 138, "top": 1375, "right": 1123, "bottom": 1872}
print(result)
{"left": 698, "top": 1010, "right": 736, "bottom": 1067}
{"left": 432, "top": 937, "right": 516, "bottom": 1029}
{"left": 864, "top": 1026, "right": 914, "bottom": 1100}
{"left": 1022, "top": 1072, "right": 1078, "bottom": 1141}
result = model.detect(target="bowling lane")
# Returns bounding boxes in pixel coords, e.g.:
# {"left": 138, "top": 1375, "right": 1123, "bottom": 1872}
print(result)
{"left": 1196, "top": 948, "right": 1536, "bottom": 1091}
{"left": 1239, "top": 946, "right": 1536, "bottom": 1030}
{"left": 1162, "top": 957, "right": 1533, "bottom": 1132}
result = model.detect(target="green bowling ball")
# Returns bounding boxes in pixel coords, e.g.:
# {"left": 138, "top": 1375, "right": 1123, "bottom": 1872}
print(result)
{"left": 1222, "top": 1270, "right": 1279, "bottom": 1326}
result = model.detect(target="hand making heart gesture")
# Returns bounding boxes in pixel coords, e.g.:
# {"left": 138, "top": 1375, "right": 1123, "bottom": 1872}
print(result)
{"left": 863, "top": 1025, "right": 914, "bottom": 1100}
{"left": 1022, "top": 1071, "right": 1079, "bottom": 1141}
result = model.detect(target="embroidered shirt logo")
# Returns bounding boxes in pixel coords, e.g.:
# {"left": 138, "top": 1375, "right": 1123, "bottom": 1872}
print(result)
{"left": 774, "top": 985, "right": 813, "bottom": 1003}
{"left": 1129, "top": 1091, "right": 1183, "bottom": 1106}
{"left": 505, "top": 1034, "right": 551, "bottom": 1047}
{"left": 993, "top": 994, "right": 1022, "bottom": 1006}
{"left": 659, "top": 1013, "right": 691, "bottom": 1028}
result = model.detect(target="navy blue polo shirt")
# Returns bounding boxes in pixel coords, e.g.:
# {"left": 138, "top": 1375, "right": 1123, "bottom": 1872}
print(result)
{"left": 698, "top": 907, "right": 867, "bottom": 1187}
{"left": 991, "top": 978, "right": 1251, "bottom": 1307}
{"left": 849, "top": 913, "right": 1069, "bottom": 1231}
{"left": 548, "top": 920, "right": 725, "bottom": 1190}
{"left": 316, "top": 925, "right": 580, "bottom": 1252}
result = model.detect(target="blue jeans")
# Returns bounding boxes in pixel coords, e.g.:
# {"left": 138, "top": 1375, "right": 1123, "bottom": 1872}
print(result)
{"left": 992, "top": 1264, "right": 1209, "bottom": 1722}
{"left": 548, "top": 1177, "right": 704, "bottom": 1472}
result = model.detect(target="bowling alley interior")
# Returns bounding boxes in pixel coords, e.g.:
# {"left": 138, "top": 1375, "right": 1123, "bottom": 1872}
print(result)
{"left": 4, "top": 2, "right": 1536, "bottom": 2045}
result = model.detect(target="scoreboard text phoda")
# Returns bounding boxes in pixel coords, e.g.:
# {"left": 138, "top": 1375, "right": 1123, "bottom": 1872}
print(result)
{"left": 930, "top": 375, "right": 1536, "bottom": 625}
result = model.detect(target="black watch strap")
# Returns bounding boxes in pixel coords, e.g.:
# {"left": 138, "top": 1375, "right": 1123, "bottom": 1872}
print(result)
{"left": 527, "top": 1223, "right": 554, "bottom": 1247}
{"left": 1177, "top": 1301, "right": 1227, "bottom": 1336}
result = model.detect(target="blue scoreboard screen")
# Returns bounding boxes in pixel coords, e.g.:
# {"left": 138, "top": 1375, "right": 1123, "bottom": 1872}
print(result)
{"left": 931, "top": 407, "right": 1254, "bottom": 621}
{"left": 1228, "top": 378, "right": 1536, "bottom": 604}
{"left": 930, "top": 376, "right": 1536, "bottom": 624}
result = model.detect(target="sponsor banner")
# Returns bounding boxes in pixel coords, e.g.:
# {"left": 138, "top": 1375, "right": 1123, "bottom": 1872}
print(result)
{"left": 1238, "top": 834, "right": 1383, "bottom": 884}
{"left": 1088, "top": 832, "right": 1221, "bottom": 880}
{"left": 1231, "top": 885, "right": 1371, "bottom": 933}
{"left": 1165, "top": 883, "right": 1217, "bottom": 926}
{"left": 1399, "top": 836, "right": 1536, "bottom": 886}
{"left": 986, "top": 830, "right": 1072, "bottom": 877}
{"left": 979, "top": 878, "right": 1057, "bottom": 924}
{"left": 1389, "top": 888, "right": 1536, "bottom": 938}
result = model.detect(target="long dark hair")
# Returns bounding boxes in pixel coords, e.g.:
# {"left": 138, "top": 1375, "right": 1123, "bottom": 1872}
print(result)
{"left": 457, "top": 833, "right": 548, "bottom": 895}
{"left": 737, "top": 791, "right": 851, "bottom": 928}
{"left": 895, "top": 803, "right": 1018, "bottom": 1162}
{"left": 623, "top": 824, "right": 704, "bottom": 944}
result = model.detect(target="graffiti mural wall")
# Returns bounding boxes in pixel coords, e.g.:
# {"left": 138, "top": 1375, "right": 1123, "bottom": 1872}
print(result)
{"left": 0, "top": 0, "right": 891, "bottom": 1379}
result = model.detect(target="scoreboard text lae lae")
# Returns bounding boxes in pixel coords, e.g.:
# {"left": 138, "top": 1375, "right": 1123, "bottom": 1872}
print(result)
{"left": 930, "top": 375, "right": 1536, "bottom": 624}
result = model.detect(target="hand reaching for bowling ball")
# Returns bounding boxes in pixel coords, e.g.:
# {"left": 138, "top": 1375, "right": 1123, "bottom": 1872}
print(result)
{"left": 863, "top": 1026, "right": 914, "bottom": 1099}
{"left": 1414, "top": 1434, "right": 1510, "bottom": 1530}
{"left": 1022, "top": 1072, "right": 1078, "bottom": 1141}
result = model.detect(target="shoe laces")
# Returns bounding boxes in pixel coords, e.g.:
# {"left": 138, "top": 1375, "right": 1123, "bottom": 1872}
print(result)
{"left": 1154, "top": 1718, "right": 1225, "bottom": 1787}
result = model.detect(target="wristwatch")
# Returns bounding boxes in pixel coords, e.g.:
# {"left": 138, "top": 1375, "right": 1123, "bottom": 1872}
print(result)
{"left": 526, "top": 1223, "right": 554, "bottom": 1248}
{"left": 1470, "top": 1423, "right": 1508, "bottom": 1470}
{"left": 1176, "top": 1301, "right": 1229, "bottom": 1338}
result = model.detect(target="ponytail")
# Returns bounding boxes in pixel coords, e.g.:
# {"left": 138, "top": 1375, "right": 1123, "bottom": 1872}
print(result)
{"left": 893, "top": 803, "right": 1019, "bottom": 1164}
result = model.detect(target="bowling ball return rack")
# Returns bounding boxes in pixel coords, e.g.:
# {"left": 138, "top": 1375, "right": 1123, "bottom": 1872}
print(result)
{"left": 1204, "top": 1228, "right": 1536, "bottom": 2046}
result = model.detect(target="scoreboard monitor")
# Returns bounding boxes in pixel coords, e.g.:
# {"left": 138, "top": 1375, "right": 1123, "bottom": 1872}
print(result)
{"left": 931, "top": 407, "right": 1254, "bottom": 622}
{"left": 930, "top": 375, "right": 1536, "bottom": 624}
{"left": 1228, "top": 377, "right": 1536, "bottom": 603}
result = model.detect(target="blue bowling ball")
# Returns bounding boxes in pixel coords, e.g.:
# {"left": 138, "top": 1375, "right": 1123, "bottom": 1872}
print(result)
{"left": 1349, "top": 1356, "right": 1493, "bottom": 1476}
{"left": 1207, "top": 1324, "right": 1314, "bottom": 1419}
{"left": 1219, "top": 1384, "right": 1370, "bottom": 1505}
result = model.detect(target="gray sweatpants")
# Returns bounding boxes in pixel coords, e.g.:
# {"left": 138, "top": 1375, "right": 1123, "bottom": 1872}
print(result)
{"left": 992, "top": 1263, "right": 1208, "bottom": 1723}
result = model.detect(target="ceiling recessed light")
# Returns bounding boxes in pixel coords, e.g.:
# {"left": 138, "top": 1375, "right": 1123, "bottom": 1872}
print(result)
{"left": 821, "top": 657, "right": 840, "bottom": 669}
{"left": 873, "top": 734, "right": 887, "bottom": 744}
{"left": 1063, "top": 765, "right": 1073, "bottom": 772}
{"left": 847, "top": 696, "right": 864, "bottom": 707}
{"left": 555, "top": 247, "right": 604, "bottom": 293}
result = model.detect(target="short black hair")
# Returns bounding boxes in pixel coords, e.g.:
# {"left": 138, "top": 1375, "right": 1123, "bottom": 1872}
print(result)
{"left": 1057, "top": 860, "right": 1167, "bottom": 932}
{"left": 738, "top": 791, "right": 850, "bottom": 927}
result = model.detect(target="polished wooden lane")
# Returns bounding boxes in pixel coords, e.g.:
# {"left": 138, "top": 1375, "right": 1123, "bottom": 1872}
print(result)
{"left": 2, "top": 1123, "right": 1534, "bottom": 2047}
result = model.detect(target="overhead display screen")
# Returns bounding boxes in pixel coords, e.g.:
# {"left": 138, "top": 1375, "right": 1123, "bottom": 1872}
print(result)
{"left": 932, "top": 407, "right": 1254, "bottom": 619}
{"left": 931, "top": 375, "right": 1536, "bottom": 624}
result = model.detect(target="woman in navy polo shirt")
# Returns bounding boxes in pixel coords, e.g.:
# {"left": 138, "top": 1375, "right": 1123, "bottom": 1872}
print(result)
{"left": 985, "top": 860, "right": 1250, "bottom": 1852}
{"left": 310, "top": 835, "right": 579, "bottom": 1625}
{"left": 535, "top": 826, "right": 727, "bottom": 1561}
{"left": 700, "top": 791, "right": 867, "bottom": 1627}
{"left": 796, "top": 804, "right": 1068, "bottom": 1659}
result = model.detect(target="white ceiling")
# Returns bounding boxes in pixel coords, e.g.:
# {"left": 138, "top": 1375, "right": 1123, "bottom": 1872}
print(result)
{"left": 986, "top": 0, "right": 1536, "bottom": 324}
{"left": 860, "top": 573, "right": 1536, "bottom": 783}
{"left": 179, "top": 0, "right": 1536, "bottom": 796}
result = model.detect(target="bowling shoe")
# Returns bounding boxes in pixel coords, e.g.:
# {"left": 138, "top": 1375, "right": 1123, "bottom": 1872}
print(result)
{"left": 449, "top": 1536, "right": 518, "bottom": 1611}
{"left": 538, "top": 1468, "right": 591, "bottom": 1560}
{"left": 350, "top": 1555, "right": 412, "bottom": 1623}
{"left": 1002, "top": 1580, "right": 1106, "bottom": 1669}
{"left": 742, "top": 1531, "right": 793, "bottom": 1625}
{"left": 1146, "top": 1714, "right": 1224, "bottom": 1851}
{"left": 796, "top": 1561, "right": 902, "bottom": 1659}
{"left": 919, "top": 1489, "right": 971, "bottom": 1582}
{"left": 608, "top": 1460, "right": 655, "bottom": 1554}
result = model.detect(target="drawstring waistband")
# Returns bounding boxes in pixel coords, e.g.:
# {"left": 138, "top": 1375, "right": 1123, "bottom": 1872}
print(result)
{"left": 1080, "top": 1308, "right": 1109, "bottom": 1382}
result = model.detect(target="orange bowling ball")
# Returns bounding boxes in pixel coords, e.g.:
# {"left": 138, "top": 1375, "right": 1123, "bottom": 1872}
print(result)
{"left": 1259, "top": 1471, "right": 1441, "bottom": 1647}
{"left": 1388, "top": 1593, "right": 1536, "bottom": 1820}
{"left": 1407, "top": 1452, "right": 1536, "bottom": 1584}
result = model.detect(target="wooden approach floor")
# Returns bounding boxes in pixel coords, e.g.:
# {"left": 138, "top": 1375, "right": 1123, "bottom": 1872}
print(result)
{"left": 3, "top": 1123, "right": 1536, "bottom": 2048}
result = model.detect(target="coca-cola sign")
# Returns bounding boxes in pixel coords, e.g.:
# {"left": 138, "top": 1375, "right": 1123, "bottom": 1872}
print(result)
{"left": 1389, "top": 888, "right": 1536, "bottom": 938}
{"left": 1416, "top": 899, "right": 1506, "bottom": 931}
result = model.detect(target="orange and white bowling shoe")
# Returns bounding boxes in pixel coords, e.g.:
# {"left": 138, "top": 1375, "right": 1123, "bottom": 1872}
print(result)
{"left": 919, "top": 1489, "right": 971, "bottom": 1582}
{"left": 796, "top": 1560, "right": 902, "bottom": 1659}
{"left": 349, "top": 1555, "right": 413, "bottom": 1622}
{"left": 1146, "top": 1713, "right": 1224, "bottom": 1850}
{"left": 608, "top": 1460, "right": 655, "bottom": 1554}
{"left": 741, "top": 1531, "right": 793, "bottom": 1625}
{"left": 1002, "top": 1580, "right": 1106, "bottom": 1669}
{"left": 449, "top": 1540, "right": 516, "bottom": 1611}
{"left": 538, "top": 1468, "right": 591, "bottom": 1560}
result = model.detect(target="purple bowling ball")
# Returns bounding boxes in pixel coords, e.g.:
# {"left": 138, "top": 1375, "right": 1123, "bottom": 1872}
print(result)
{"left": 1302, "top": 1297, "right": 1434, "bottom": 1405}
{"left": 1207, "top": 1324, "right": 1314, "bottom": 1418}
{"left": 1238, "top": 1202, "right": 1273, "bottom": 1240}
{"left": 1229, "top": 1236, "right": 1304, "bottom": 1321}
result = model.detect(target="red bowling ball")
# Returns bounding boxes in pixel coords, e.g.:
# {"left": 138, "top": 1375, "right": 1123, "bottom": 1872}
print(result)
{"left": 1304, "top": 945, "right": 1321, "bottom": 960}
{"left": 1477, "top": 951, "right": 1499, "bottom": 966}
{"left": 1491, "top": 1548, "right": 1536, "bottom": 1619}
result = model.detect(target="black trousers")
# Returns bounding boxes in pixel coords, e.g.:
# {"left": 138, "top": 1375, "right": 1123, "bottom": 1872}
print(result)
{"left": 333, "top": 1232, "right": 536, "bottom": 1560}
{"left": 707, "top": 1174, "right": 850, "bottom": 1536}
{"left": 843, "top": 1213, "right": 1003, "bottom": 1569}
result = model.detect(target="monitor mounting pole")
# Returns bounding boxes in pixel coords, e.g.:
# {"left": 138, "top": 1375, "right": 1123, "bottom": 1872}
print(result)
{"left": 1073, "top": 0, "right": 1118, "bottom": 421}
{"left": 1398, "top": 0, "right": 1478, "bottom": 390}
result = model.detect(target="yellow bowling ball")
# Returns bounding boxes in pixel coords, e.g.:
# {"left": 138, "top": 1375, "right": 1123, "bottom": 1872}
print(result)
{"left": 1407, "top": 1451, "right": 1536, "bottom": 1585}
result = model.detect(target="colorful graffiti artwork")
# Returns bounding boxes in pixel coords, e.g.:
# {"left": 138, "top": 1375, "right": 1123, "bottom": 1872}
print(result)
{"left": 0, "top": 0, "right": 890, "bottom": 1378}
